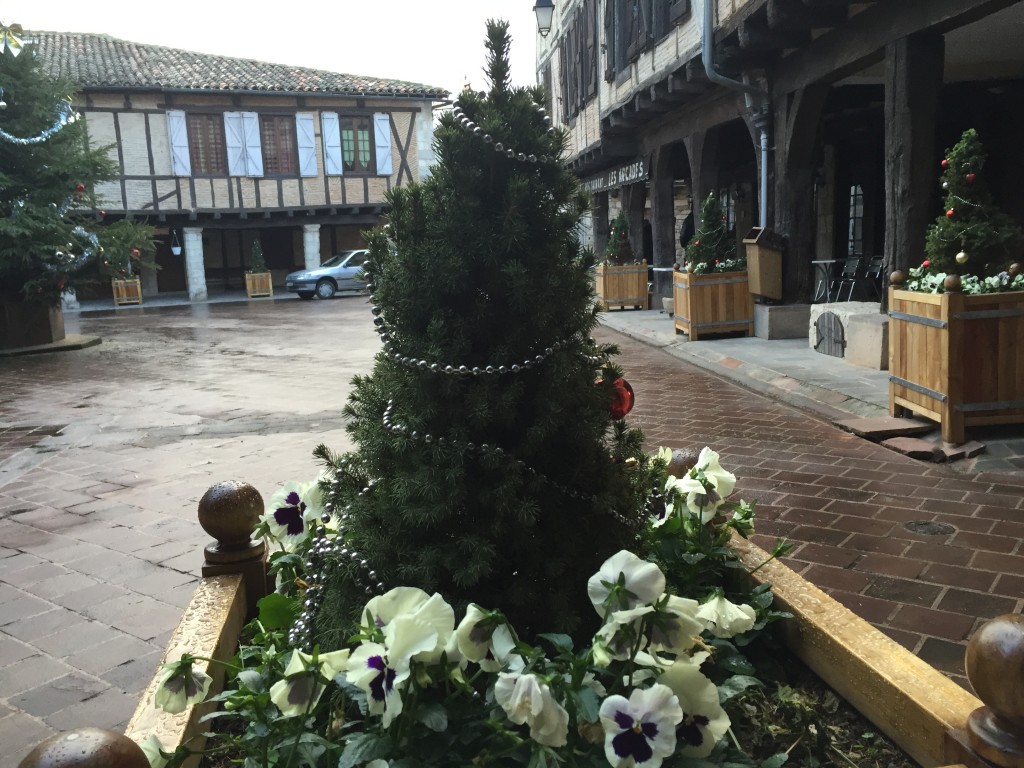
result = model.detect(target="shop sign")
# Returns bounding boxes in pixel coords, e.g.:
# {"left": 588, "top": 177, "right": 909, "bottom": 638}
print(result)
{"left": 581, "top": 157, "right": 649, "bottom": 194}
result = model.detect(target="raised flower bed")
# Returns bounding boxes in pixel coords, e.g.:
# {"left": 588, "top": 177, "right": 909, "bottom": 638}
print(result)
{"left": 595, "top": 261, "right": 649, "bottom": 311}
{"left": 673, "top": 269, "right": 754, "bottom": 340}
{"left": 112, "top": 277, "right": 143, "bottom": 306}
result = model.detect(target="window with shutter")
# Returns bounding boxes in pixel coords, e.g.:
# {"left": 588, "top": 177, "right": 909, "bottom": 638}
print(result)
{"left": 259, "top": 115, "right": 296, "bottom": 175}
{"left": 223, "top": 112, "right": 246, "bottom": 176}
{"left": 669, "top": 0, "right": 691, "bottom": 24}
{"left": 186, "top": 114, "right": 227, "bottom": 175}
{"left": 604, "top": 0, "right": 616, "bottom": 80}
{"left": 295, "top": 113, "right": 318, "bottom": 177}
{"left": 338, "top": 116, "right": 374, "bottom": 175}
{"left": 585, "top": 0, "right": 598, "bottom": 98}
{"left": 167, "top": 110, "right": 192, "bottom": 176}
{"left": 242, "top": 112, "right": 264, "bottom": 177}
{"left": 322, "top": 113, "right": 343, "bottom": 176}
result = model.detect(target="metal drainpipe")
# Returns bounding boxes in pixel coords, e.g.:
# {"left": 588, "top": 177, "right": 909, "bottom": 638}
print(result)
{"left": 701, "top": 0, "right": 770, "bottom": 228}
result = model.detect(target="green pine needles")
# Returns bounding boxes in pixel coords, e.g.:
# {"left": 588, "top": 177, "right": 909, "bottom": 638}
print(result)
{"left": 604, "top": 210, "right": 635, "bottom": 265}
{"left": 312, "top": 22, "right": 651, "bottom": 647}
{"left": 924, "top": 128, "right": 1022, "bottom": 276}
{"left": 685, "top": 192, "right": 742, "bottom": 275}
{"left": 249, "top": 238, "right": 267, "bottom": 273}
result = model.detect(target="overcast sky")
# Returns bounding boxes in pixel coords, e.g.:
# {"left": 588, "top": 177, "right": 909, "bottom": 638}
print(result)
{"left": 5, "top": 0, "right": 540, "bottom": 98}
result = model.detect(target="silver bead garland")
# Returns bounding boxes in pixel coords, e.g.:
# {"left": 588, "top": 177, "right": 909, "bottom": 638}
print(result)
{"left": 450, "top": 98, "right": 560, "bottom": 166}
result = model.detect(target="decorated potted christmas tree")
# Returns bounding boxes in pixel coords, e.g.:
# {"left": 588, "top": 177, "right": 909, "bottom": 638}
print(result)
{"left": 595, "top": 210, "right": 648, "bottom": 310}
{"left": 889, "top": 128, "right": 1024, "bottom": 443}
{"left": 244, "top": 237, "right": 273, "bottom": 298}
{"left": 673, "top": 192, "right": 753, "bottom": 340}
{"left": 98, "top": 220, "right": 157, "bottom": 306}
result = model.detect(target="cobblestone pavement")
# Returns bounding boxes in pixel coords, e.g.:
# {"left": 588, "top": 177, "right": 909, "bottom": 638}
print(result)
{"left": 0, "top": 299, "right": 1021, "bottom": 765}
{"left": 0, "top": 297, "right": 373, "bottom": 766}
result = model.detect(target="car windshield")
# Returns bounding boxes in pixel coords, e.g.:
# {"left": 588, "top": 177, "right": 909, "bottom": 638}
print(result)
{"left": 319, "top": 253, "right": 353, "bottom": 268}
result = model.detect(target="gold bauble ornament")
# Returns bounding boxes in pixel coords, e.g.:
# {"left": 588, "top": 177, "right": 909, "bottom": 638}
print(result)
{"left": 956, "top": 251, "right": 969, "bottom": 264}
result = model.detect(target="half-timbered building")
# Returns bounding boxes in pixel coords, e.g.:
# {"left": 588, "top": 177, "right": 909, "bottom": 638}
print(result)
{"left": 539, "top": 0, "right": 1024, "bottom": 316}
{"left": 32, "top": 32, "right": 446, "bottom": 300}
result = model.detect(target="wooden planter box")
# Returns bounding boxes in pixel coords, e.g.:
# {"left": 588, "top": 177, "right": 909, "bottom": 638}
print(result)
{"left": 673, "top": 269, "right": 754, "bottom": 340}
{"left": 0, "top": 301, "right": 65, "bottom": 349}
{"left": 245, "top": 272, "right": 274, "bottom": 298}
{"left": 595, "top": 261, "right": 648, "bottom": 310}
{"left": 112, "top": 278, "right": 143, "bottom": 306}
{"left": 888, "top": 287, "right": 1024, "bottom": 444}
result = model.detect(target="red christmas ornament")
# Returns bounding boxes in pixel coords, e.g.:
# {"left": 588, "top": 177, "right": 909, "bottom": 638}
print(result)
{"left": 922, "top": 260, "right": 930, "bottom": 268}
{"left": 98, "top": 210, "right": 106, "bottom": 217}
{"left": 132, "top": 248, "right": 140, "bottom": 256}
{"left": 966, "top": 172, "right": 976, "bottom": 184}
{"left": 609, "top": 378, "right": 635, "bottom": 420}
{"left": 75, "top": 182, "right": 85, "bottom": 193}
{"left": 946, "top": 208, "right": 955, "bottom": 219}
{"left": 941, "top": 158, "right": 950, "bottom": 169}
{"left": 694, "top": 240, "right": 700, "bottom": 246}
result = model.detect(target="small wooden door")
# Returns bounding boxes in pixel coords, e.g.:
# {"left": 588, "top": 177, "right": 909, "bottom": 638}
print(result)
{"left": 814, "top": 311, "right": 845, "bottom": 357}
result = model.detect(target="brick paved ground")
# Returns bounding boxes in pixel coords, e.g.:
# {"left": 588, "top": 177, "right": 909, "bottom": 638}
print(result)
{"left": 0, "top": 301, "right": 1021, "bottom": 765}
{"left": 602, "top": 326, "right": 1024, "bottom": 691}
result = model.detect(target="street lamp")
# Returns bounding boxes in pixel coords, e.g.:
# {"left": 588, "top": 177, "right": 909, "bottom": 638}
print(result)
{"left": 533, "top": 0, "right": 554, "bottom": 37}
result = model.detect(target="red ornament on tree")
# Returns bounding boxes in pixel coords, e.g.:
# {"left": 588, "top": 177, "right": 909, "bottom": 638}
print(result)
{"left": 132, "top": 248, "right": 140, "bottom": 256}
{"left": 941, "top": 158, "right": 950, "bottom": 169}
{"left": 922, "top": 260, "right": 930, "bottom": 268}
{"left": 966, "top": 172, "right": 976, "bottom": 184}
{"left": 694, "top": 240, "right": 700, "bottom": 247}
{"left": 608, "top": 378, "right": 635, "bottom": 420}
{"left": 98, "top": 210, "right": 106, "bottom": 217}
{"left": 946, "top": 208, "right": 955, "bottom": 219}
{"left": 74, "top": 182, "right": 85, "bottom": 193}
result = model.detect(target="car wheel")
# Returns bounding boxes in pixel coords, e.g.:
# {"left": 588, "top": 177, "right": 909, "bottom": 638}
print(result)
{"left": 297, "top": 291, "right": 315, "bottom": 300}
{"left": 315, "top": 280, "right": 336, "bottom": 299}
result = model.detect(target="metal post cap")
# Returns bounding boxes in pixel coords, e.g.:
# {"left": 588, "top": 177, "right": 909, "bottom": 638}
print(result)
{"left": 965, "top": 613, "right": 1024, "bottom": 767}
{"left": 18, "top": 728, "right": 148, "bottom": 768}
{"left": 197, "top": 480, "right": 264, "bottom": 548}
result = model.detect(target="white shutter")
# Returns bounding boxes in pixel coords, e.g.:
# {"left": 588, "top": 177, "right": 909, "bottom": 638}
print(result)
{"left": 373, "top": 113, "right": 393, "bottom": 176}
{"left": 166, "top": 110, "right": 192, "bottom": 176}
{"left": 224, "top": 112, "right": 246, "bottom": 176}
{"left": 241, "top": 112, "right": 264, "bottom": 177}
{"left": 296, "top": 113, "right": 318, "bottom": 177}
{"left": 321, "top": 113, "right": 343, "bottom": 176}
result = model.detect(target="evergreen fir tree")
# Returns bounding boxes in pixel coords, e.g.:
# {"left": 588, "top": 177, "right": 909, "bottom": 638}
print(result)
{"left": 249, "top": 238, "right": 267, "bottom": 273}
{"left": 924, "top": 129, "right": 1022, "bottom": 276}
{"left": 0, "top": 43, "right": 118, "bottom": 303}
{"left": 604, "top": 210, "right": 634, "bottom": 265}
{"left": 312, "top": 22, "right": 650, "bottom": 646}
{"left": 685, "top": 192, "right": 737, "bottom": 274}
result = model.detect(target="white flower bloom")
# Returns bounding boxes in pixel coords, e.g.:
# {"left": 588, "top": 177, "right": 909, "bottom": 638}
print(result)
{"left": 269, "top": 649, "right": 350, "bottom": 717}
{"left": 593, "top": 605, "right": 654, "bottom": 664}
{"left": 658, "top": 657, "right": 730, "bottom": 758}
{"left": 365, "top": 762, "right": 389, "bottom": 768}
{"left": 361, "top": 587, "right": 455, "bottom": 663}
{"left": 649, "top": 595, "right": 703, "bottom": 653}
{"left": 347, "top": 615, "right": 437, "bottom": 726}
{"left": 669, "top": 448, "right": 737, "bottom": 523}
{"left": 599, "top": 684, "right": 683, "bottom": 768}
{"left": 695, "top": 595, "right": 756, "bottom": 638}
{"left": 255, "top": 480, "right": 324, "bottom": 551}
{"left": 454, "top": 603, "right": 494, "bottom": 663}
{"left": 140, "top": 735, "right": 169, "bottom": 768}
{"left": 494, "top": 672, "right": 570, "bottom": 747}
{"left": 153, "top": 656, "right": 213, "bottom": 715}
{"left": 479, "top": 623, "right": 525, "bottom": 673}
{"left": 587, "top": 550, "right": 666, "bottom": 615}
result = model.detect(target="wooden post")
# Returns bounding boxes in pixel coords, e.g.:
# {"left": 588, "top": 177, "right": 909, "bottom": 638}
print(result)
{"left": 883, "top": 33, "right": 944, "bottom": 310}
{"left": 964, "top": 614, "right": 1024, "bottom": 768}
{"left": 621, "top": 181, "right": 647, "bottom": 264}
{"left": 593, "top": 191, "right": 611, "bottom": 258}
{"left": 197, "top": 480, "right": 268, "bottom": 618}
{"left": 650, "top": 146, "right": 676, "bottom": 299}
{"left": 18, "top": 728, "right": 148, "bottom": 768}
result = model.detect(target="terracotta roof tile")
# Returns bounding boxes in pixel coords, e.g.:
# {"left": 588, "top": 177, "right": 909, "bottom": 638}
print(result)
{"left": 29, "top": 31, "right": 449, "bottom": 99}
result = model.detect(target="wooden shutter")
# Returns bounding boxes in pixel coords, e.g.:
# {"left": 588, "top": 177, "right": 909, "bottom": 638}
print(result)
{"left": 241, "top": 112, "right": 264, "bottom": 177}
{"left": 166, "top": 110, "right": 192, "bottom": 176}
{"left": 321, "top": 112, "right": 343, "bottom": 176}
{"left": 296, "top": 113, "right": 318, "bottom": 177}
{"left": 223, "top": 112, "right": 246, "bottom": 176}
{"left": 373, "top": 113, "right": 393, "bottom": 176}
{"left": 586, "top": 0, "right": 598, "bottom": 98}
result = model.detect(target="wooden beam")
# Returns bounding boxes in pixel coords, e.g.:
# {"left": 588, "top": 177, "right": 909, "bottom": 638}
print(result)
{"left": 772, "top": 0, "right": 1018, "bottom": 95}
{"left": 739, "top": 16, "right": 811, "bottom": 52}
{"left": 767, "top": 0, "right": 847, "bottom": 31}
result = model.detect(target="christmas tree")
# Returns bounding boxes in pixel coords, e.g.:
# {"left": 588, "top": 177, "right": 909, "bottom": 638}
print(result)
{"left": 604, "top": 210, "right": 635, "bottom": 265}
{"left": 924, "top": 129, "right": 1022, "bottom": 276}
{"left": 0, "top": 39, "right": 116, "bottom": 304}
{"left": 249, "top": 237, "right": 267, "bottom": 273}
{"left": 685, "top": 192, "right": 739, "bottom": 274}
{"left": 309, "top": 22, "right": 650, "bottom": 648}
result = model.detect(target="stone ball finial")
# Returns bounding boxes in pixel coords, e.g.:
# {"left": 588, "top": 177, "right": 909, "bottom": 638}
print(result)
{"left": 943, "top": 274, "right": 963, "bottom": 293}
{"left": 890, "top": 270, "right": 906, "bottom": 286}
{"left": 965, "top": 613, "right": 1024, "bottom": 767}
{"left": 665, "top": 447, "right": 701, "bottom": 478}
{"left": 198, "top": 480, "right": 264, "bottom": 549}
{"left": 18, "top": 728, "right": 149, "bottom": 768}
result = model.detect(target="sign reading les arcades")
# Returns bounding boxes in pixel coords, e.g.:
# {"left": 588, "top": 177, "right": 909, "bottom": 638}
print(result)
{"left": 581, "top": 157, "right": 649, "bottom": 194}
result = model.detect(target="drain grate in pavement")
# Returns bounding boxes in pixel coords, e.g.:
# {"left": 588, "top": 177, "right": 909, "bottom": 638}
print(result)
{"left": 903, "top": 520, "right": 956, "bottom": 536}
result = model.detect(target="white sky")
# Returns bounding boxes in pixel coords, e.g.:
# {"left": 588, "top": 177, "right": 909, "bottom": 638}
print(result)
{"left": 4, "top": 0, "right": 540, "bottom": 98}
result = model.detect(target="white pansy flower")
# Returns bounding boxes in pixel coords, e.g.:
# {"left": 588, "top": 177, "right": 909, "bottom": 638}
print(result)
{"left": 140, "top": 735, "right": 169, "bottom": 768}
{"left": 587, "top": 550, "right": 666, "bottom": 615}
{"left": 593, "top": 605, "right": 654, "bottom": 665}
{"left": 599, "top": 684, "right": 683, "bottom": 768}
{"left": 658, "top": 656, "right": 730, "bottom": 758}
{"left": 361, "top": 587, "right": 455, "bottom": 663}
{"left": 649, "top": 595, "right": 704, "bottom": 653}
{"left": 153, "top": 655, "right": 213, "bottom": 715}
{"left": 269, "top": 649, "right": 350, "bottom": 717}
{"left": 255, "top": 480, "right": 324, "bottom": 551}
{"left": 695, "top": 594, "right": 756, "bottom": 638}
{"left": 479, "top": 623, "right": 525, "bottom": 673}
{"left": 669, "top": 447, "right": 736, "bottom": 523}
{"left": 494, "top": 672, "right": 570, "bottom": 747}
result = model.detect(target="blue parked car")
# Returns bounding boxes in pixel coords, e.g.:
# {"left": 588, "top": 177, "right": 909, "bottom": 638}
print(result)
{"left": 285, "top": 249, "right": 369, "bottom": 299}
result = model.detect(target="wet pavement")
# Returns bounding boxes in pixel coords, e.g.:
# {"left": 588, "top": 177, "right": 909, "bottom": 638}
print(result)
{"left": 0, "top": 297, "right": 1022, "bottom": 765}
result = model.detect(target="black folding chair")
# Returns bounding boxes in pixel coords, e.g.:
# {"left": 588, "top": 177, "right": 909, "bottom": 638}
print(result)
{"left": 860, "top": 255, "right": 884, "bottom": 300}
{"left": 833, "top": 255, "right": 861, "bottom": 301}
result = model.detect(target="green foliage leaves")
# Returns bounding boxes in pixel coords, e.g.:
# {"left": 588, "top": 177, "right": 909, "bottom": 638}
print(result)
{"left": 685, "top": 193, "right": 740, "bottom": 274}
